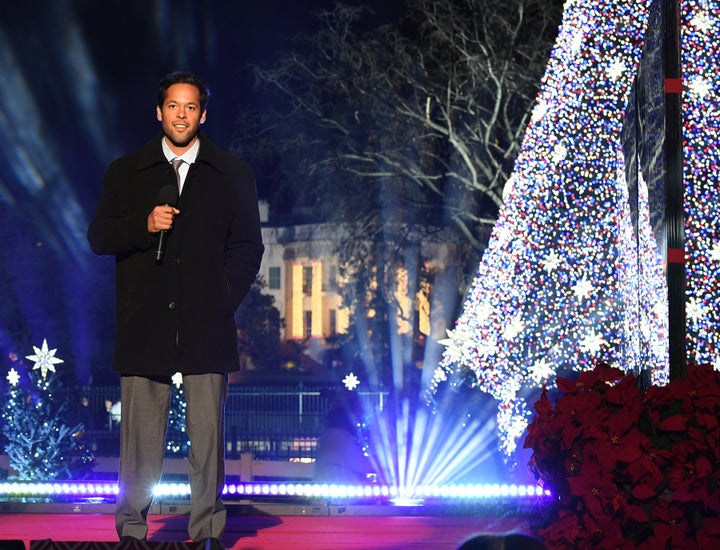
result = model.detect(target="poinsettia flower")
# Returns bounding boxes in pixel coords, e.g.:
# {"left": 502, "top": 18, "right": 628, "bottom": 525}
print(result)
{"left": 567, "top": 469, "right": 618, "bottom": 519}
{"left": 686, "top": 364, "right": 720, "bottom": 396}
{"left": 575, "top": 503, "right": 628, "bottom": 549}
{"left": 526, "top": 363, "right": 720, "bottom": 548}
{"left": 657, "top": 376, "right": 694, "bottom": 402}
{"left": 538, "top": 509, "right": 585, "bottom": 548}
{"left": 583, "top": 418, "right": 649, "bottom": 467}
{"left": 555, "top": 390, "right": 603, "bottom": 448}
{"left": 668, "top": 455, "right": 715, "bottom": 504}
{"left": 694, "top": 411, "right": 720, "bottom": 434}
{"left": 625, "top": 447, "right": 668, "bottom": 488}
{"left": 602, "top": 376, "right": 645, "bottom": 418}
{"left": 701, "top": 480, "right": 720, "bottom": 514}
{"left": 630, "top": 483, "right": 656, "bottom": 500}
{"left": 556, "top": 375, "right": 582, "bottom": 395}
{"left": 576, "top": 362, "right": 625, "bottom": 388}
{"left": 657, "top": 414, "right": 686, "bottom": 431}
{"left": 532, "top": 389, "right": 554, "bottom": 415}
{"left": 644, "top": 500, "right": 690, "bottom": 549}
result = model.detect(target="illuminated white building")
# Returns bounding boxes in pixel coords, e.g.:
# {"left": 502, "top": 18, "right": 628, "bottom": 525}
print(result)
{"left": 257, "top": 202, "right": 455, "bottom": 363}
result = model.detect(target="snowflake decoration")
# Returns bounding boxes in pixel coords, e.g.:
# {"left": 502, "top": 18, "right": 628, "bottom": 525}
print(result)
{"left": 686, "top": 296, "right": 707, "bottom": 324}
{"left": 6, "top": 367, "right": 20, "bottom": 387}
{"left": 476, "top": 337, "right": 499, "bottom": 357}
{"left": 688, "top": 76, "right": 712, "bottom": 99}
{"left": 569, "top": 27, "right": 585, "bottom": 55}
{"left": 572, "top": 276, "right": 594, "bottom": 301}
{"left": 528, "top": 358, "right": 556, "bottom": 384}
{"left": 541, "top": 250, "right": 562, "bottom": 273}
{"left": 692, "top": 10, "right": 713, "bottom": 32}
{"left": 172, "top": 372, "right": 183, "bottom": 388}
{"left": 474, "top": 302, "right": 494, "bottom": 325}
{"left": 503, "top": 315, "right": 525, "bottom": 340}
{"left": 531, "top": 100, "right": 550, "bottom": 123}
{"left": 504, "top": 174, "right": 518, "bottom": 195}
{"left": 551, "top": 142, "right": 568, "bottom": 164}
{"left": 439, "top": 327, "right": 465, "bottom": 349}
{"left": 708, "top": 241, "right": 720, "bottom": 262}
{"left": 25, "top": 339, "right": 64, "bottom": 379}
{"left": 606, "top": 59, "right": 626, "bottom": 80}
{"left": 579, "top": 330, "right": 608, "bottom": 354}
{"left": 343, "top": 372, "right": 360, "bottom": 391}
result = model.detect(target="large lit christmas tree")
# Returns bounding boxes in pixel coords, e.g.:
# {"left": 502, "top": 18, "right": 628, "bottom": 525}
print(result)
{"left": 2, "top": 339, "right": 94, "bottom": 479}
{"left": 683, "top": 1, "right": 720, "bottom": 366}
{"left": 434, "top": 0, "right": 671, "bottom": 457}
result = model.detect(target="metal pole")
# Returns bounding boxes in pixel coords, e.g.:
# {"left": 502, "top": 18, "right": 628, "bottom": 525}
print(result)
{"left": 663, "top": 0, "right": 686, "bottom": 379}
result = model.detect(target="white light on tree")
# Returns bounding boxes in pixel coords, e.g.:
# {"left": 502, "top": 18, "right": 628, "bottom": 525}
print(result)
{"left": 683, "top": 1, "right": 720, "bottom": 365}
{"left": 435, "top": 0, "right": 670, "bottom": 456}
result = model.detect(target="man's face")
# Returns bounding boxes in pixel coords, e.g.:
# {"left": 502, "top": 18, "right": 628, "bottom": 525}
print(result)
{"left": 156, "top": 83, "right": 206, "bottom": 153}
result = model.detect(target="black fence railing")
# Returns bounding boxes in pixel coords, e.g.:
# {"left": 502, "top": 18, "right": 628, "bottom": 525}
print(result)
{"left": 80, "top": 384, "right": 388, "bottom": 462}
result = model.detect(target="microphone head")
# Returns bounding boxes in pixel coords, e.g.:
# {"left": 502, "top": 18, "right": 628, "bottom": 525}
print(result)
{"left": 158, "top": 184, "right": 179, "bottom": 206}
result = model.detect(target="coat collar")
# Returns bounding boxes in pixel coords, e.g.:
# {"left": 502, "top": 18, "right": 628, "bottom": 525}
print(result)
{"left": 136, "top": 131, "right": 225, "bottom": 174}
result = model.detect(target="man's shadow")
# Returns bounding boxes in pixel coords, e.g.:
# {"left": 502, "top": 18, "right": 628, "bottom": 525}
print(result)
{"left": 150, "top": 505, "right": 282, "bottom": 547}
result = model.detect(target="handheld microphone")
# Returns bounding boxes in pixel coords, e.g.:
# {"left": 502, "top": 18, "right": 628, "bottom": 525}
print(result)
{"left": 155, "top": 184, "right": 179, "bottom": 262}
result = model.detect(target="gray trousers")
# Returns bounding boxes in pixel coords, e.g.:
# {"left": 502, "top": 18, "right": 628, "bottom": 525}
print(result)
{"left": 115, "top": 373, "right": 228, "bottom": 541}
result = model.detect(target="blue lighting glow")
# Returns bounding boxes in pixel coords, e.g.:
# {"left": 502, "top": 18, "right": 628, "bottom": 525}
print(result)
{"left": 0, "top": 480, "right": 550, "bottom": 504}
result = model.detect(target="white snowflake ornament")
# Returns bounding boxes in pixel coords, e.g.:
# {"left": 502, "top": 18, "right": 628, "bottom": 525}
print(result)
{"left": 6, "top": 368, "right": 20, "bottom": 387}
{"left": 25, "top": 339, "right": 64, "bottom": 379}
{"left": 343, "top": 372, "right": 360, "bottom": 391}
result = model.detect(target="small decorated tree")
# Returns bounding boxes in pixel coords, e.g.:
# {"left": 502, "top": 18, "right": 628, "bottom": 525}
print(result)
{"left": 166, "top": 372, "right": 189, "bottom": 455}
{"left": 1, "top": 339, "right": 94, "bottom": 480}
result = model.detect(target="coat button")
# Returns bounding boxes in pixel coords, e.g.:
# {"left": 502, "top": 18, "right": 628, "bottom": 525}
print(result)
{"left": 174, "top": 257, "right": 182, "bottom": 264}
{"left": 168, "top": 302, "right": 176, "bottom": 310}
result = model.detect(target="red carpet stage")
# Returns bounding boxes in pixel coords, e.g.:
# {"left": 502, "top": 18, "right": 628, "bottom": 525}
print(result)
{"left": 0, "top": 505, "right": 532, "bottom": 550}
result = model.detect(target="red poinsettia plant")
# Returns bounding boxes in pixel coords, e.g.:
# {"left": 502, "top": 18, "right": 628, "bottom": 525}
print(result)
{"left": 525, "top": 362, "right": 720, "bottom": 549}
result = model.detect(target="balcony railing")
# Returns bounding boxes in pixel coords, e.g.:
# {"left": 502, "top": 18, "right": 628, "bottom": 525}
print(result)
{"left": 80, "top": 384, "right": 388, "bottom": 462}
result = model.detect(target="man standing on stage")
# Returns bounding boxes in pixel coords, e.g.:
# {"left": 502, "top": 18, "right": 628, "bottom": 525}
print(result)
{"left": 88, "top": 71, "right": 264, "bottom": 548}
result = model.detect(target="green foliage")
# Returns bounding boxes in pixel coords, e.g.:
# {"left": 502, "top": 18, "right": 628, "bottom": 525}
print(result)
{"left": 234, "top": 277, "right": 283, "bottom": 371}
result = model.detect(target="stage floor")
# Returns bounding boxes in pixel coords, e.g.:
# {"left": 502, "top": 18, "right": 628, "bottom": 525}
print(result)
{"left": 0, "top": 501, "right": 533, "bottom": 550}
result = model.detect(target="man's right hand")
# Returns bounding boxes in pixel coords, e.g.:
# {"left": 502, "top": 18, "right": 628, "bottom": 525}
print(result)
{"left": 148, "top": 205, "right": 180, "bottom": 233}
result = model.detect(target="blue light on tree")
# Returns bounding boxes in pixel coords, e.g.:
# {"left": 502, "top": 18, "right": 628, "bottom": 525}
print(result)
{"left": 683, "top": 2, "right": 720, "bottom": 367}
{"left": 434, "top": 0, "right": 672, "bottom": 457}
{"left": 2, "top": 339, "right": 94, "bottom": 479}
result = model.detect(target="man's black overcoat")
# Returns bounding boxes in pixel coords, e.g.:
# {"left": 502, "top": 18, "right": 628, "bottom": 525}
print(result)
{"left": 88, "top": 132, "right": 264, "bottom": 376}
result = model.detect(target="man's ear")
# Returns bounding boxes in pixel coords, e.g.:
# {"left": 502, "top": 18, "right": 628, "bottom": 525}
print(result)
{"left": 200, "top": 110, "right": 207, "bottom": 124}
{"left": 156, "top": 106, "right": 162, "bottom": 122}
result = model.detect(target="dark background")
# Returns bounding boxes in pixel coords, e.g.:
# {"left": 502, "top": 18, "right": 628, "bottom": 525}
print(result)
{"left": 0, "top": 0, "right": 404, "bottom": 386}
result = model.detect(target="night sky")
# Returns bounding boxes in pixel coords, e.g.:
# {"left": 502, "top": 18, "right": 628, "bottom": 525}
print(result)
{"left": 0, "top": 0, "right": 405, "bottom": 385}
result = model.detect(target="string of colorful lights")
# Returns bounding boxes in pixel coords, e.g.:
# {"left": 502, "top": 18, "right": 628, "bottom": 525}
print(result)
{"left": 684, "top": 1, "right": 720, "bottom": 366}
{"left": 0, "top": 480, "right": 549, "bottom": 505}
{"left": 434, "top": 0, "right": 681, "bottom": 457}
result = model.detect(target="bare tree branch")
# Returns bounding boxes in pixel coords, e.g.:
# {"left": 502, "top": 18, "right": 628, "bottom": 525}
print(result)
{"left": 232, "top": 0, "right": 563, "bottom": 385}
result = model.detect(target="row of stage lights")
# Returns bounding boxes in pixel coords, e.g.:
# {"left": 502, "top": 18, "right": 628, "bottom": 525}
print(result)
{"left": 0, "top": 481, "right": 550, "bottom": 504}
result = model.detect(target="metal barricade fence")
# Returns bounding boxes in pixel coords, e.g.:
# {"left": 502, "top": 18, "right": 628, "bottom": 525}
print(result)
{"left": 81, "top": 384, "right": 388, "bottom": 462}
